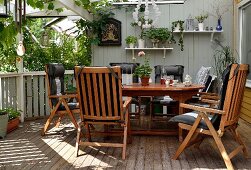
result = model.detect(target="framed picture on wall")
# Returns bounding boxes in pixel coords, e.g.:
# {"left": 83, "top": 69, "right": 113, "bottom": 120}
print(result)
{"left": 99, "top": 18, "right": 121, "bottom": 46}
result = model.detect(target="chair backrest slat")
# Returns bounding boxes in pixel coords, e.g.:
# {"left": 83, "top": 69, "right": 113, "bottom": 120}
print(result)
{"left": 220, "top": 64, "right": 249, "bottom": 129}
{"left": 98, "top": 73, "right": 106, "bottom": 117}
{"left": 75, "top": 66, "right": 123, "bottom": 121}
{"left": 92, "top": 73, "right": 100, "bottom": 117}
{"left": 105, "top": 73, "right": 113, "bottom": 117}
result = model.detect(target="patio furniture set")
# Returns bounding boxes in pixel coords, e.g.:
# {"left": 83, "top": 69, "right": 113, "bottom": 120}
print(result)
{"left": 41, "top": 63, "right": 249, "bottom": 170}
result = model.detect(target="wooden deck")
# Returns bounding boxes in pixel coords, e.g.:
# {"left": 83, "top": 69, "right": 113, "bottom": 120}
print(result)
{"left": 1, "top": 118, "right": 251, "bottom": 170}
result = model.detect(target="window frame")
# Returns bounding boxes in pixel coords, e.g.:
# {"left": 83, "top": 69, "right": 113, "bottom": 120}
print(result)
{"left": 238, "top": 0, "right": 251, "bottom": 87}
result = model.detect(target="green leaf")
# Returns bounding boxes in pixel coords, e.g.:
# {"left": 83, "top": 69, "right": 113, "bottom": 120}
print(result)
{"left": 48, "top": 2, "right": 54, "bottom": 10}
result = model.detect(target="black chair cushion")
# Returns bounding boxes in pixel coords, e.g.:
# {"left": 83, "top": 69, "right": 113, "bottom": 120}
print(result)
{"left": 155, "top": 65, "right": 184, "bottom": 83}
{"left": 169, "top": 112, "right": 213, "bottom": 129}
{"left": 58, "top": 102, "right": 78, "bottom": 111}
{"left": 110, "top": 63, "right": 140, "bottom": 83}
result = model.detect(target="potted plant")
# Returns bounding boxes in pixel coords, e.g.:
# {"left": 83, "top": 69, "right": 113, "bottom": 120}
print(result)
{"left": 131, "top": 16, "right": 153, "bottom": 48}
{"left": 0, "top": 107, "right": 21, "bottom": 133}
{"left": 195, "top": 13, "right": 208, "bottom": 31}
{"left": 170, "top": 20, "right": 185, "bottom": 51}
{"left": 125, "top": 35, "right": 137, "bottom": 48}
{"left": 134, "top": 51, "right": 152, "bottom": 86}
{"left": 145, "top": 28, "right": 170, "bottom": 48}
{"left": 0, "top": 110, "right": 8, "bottom": 138}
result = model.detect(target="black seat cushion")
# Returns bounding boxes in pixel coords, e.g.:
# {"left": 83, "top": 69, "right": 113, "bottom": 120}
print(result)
{"left": 58, "top": 102, "right": 79, "bottom": 111}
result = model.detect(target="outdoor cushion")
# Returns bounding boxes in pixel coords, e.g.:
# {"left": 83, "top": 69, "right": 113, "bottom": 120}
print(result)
{"left": 195, "top": 66, "right": 211, "bottom": 85}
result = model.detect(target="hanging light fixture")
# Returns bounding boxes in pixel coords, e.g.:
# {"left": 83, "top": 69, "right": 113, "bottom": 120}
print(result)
{"left": 0, "top": 0, "right": 10, "bottom": 17}
{"left": 132, "top": 0, "right": 161, "bottom": 29}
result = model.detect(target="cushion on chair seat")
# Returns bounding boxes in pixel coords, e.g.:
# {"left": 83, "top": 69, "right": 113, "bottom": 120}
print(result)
{"left": 58, "top": 102, "right": 79, "bottom": 111}
{"left": 169, "top": 112, "right": 214, "bottom": 129}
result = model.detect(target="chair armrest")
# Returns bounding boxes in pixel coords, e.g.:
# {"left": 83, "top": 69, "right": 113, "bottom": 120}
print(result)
{"left": 180, "top": 103, "right": 225, "bottom": 114}
{"left": 201, "top": 99, "right": 219, "bottom": 105}
{"left": 123, "top": 97, "right": 132, "bottom": 110}
{"left": 198, "top": 92, "right": 219, "bottom": 96}
{"left": 49, "top": 94, "right": 78, "bottom": 99}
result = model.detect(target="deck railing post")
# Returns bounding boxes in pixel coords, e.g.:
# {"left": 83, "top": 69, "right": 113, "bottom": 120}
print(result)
{"left": 16, "top": 57, "right": 25, "bottom": 122}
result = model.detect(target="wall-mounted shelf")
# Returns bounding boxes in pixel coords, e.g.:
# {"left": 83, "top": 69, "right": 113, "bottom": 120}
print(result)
{"left": 173, "top": 30, "right": 223, "bottom": 41}
{"left": 113, "top": 1, "right": 185, "bottom": 5}
{"left": 125, "top": 47, "right": 173, "bottom": 59}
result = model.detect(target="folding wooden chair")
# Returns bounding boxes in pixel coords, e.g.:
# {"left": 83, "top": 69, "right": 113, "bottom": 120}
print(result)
{"left": 42, "top": 63, "right": 79, "bottom": 136}
{"left": 75, "top": 66, "right": 132, "bottom": 159}
{"left": 170, "top": 64, "right": 249, "bottom": 170}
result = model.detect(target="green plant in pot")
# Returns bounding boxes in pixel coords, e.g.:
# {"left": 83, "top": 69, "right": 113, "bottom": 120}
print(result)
{"left": 145, "top": 28, "right": 170, "bottom": 48}
{"left": 0, "top": 107, "right": 21, "bottom": 135}
{"left": 0, "top": 110, "right": 8, "bottom": 138}
{"left": 125, "top": 35, "right": 137, "bottom": 48}
{"left": 195, "top": 13, "right": 208, "bottom": 31}
{"left": 170, "top": 20, "right": 185, "bottom": 51}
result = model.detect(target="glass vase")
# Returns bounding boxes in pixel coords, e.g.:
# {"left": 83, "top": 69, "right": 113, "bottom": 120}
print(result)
{"left": 216, "top": 18, "right": 222, "bottom": 31}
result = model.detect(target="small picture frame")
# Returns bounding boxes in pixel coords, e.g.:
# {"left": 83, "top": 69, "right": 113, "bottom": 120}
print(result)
{"left": 99, "top": 18, "right": 122, "bottom": 46}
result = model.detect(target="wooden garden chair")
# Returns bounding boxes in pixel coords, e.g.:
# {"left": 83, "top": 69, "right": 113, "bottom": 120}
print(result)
{"left": 170, "top": 64, "right": 249, "bottom": 170}
{"left": 42, "top": 63, "right": 79, "bottom": 135}
{"left": 74, "top": 66, "right": 132, "bottom": 159}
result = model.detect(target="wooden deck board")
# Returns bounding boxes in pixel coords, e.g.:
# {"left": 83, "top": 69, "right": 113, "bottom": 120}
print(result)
{"left": 0, "top": 118, "right": 251, "bottom": 170}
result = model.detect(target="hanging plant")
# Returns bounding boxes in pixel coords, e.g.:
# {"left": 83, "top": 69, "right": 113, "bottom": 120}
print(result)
{"left": 170, "top": 20, "right": 184, "bottom": 51}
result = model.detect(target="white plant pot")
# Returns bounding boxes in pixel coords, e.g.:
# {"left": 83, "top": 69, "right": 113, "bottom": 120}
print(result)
{"left": 129, "top": 43, "right": 134, "bottom": 48}
{"left": 138, "top": 39, "right": 145, "bottom": 48}
{"left": 198, "top": 23, "right": 204, "bottom": 31}
{"left": 174, "top": 24, "right": 180, "bottom": 31}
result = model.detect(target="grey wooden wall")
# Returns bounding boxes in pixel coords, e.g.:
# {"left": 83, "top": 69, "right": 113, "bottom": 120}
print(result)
{"left": 92, "top": 0, "right": 233, "bottom": 82}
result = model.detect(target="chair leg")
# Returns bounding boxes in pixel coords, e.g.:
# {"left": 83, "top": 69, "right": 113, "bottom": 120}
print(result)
{"left": 75, "top": 123, "right": 82, "bottom": 157}
{"left": 41, "top": 109, "right": 57, "bottom": 136}
{"left": 62, "top": 100, "right": 78, "bottom": 128}
{"left": 55, "top": 114, "right": 64, "bottom": 128}
{"left": 173, "top": 115, "right": 202, "bottom": 160}
{"left": 122, "top": 124, "right": 128, "bottom": 160}
{"left": 230, "top": 127, "right": 248, "bottom": 158}
{"left": 127, "top": 115, "right": 132, "bottom": 144}
{"left": 203, "top": 115, "right": 234, "bottom": 170}
{"left": 86, "top": 124, "right": 92, "bottom": 142}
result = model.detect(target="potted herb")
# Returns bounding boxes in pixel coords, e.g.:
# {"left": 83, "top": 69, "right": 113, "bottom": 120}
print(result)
{"left": 145, "top": 28, "right": 170, "bottom": 48}
{"left": 125, "top": 35, "right": 137, "bottom": 48}
{"left": 171, "top": 20, "right": 185, "bottom": 51}
{"left": 0, "top": 108, "right": 21, "bottom": 133}
{"left": 195, "top": 13, "right": 208, "bottom": 31}
{"left": 0, "top": 110, "right": 8, "bottom": 138}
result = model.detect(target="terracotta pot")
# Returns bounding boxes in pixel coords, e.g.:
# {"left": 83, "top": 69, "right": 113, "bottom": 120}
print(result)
{"left": 7, "top": 117, "right": 20, "bottom": 133}
{"left": 141, "top": 76, "right": 150, "bottom": 86}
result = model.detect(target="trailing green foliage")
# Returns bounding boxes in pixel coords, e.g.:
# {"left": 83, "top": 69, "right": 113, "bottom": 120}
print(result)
{"left": 0, "top": 107, "right": 21, "bottom": 121}
{"left": 170, "top": 20, "right": 184, "bottom": 51}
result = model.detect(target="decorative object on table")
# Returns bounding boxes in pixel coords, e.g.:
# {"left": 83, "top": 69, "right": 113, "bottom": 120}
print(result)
{"left": 184, "top": 74, "right": 192, "bottom": 86}
{"left": 0, "top": 109, "right": 8, "bottom": 138}
{"left": 195, "top": 13, "right": 208, "bottom": 31}
{"left": 134, "top": 51, "right": 152, "bottom": 86}
{"left": 170, "top": 20, "right": 185, "bottom": 51}
{"left": 205, "top": 26, "right": 209, "bottom": 31}
{"left": 99, "top": 18, "right": 121, "bottom": 46}
{"left": 208, "top": 0, "right": 231, "bottom": 31}
{"left": 125, "top": 35, "right": 137, "bottom": 48}
{"left": 185, "top": 15, "right": 194, "bottom": 31}
{"left": 195, "top": 26, "right": 199, "bottom": 31}
{"left": 145, "top": 28, "right": 171, "bottom": 48}
{"left": 210, "top": 26, "right": 213, "bottom": 31}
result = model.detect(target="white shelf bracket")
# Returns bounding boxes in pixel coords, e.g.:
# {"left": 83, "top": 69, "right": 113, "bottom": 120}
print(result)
{"left": 163, "top": 49, "right": 166, "bottom": 58}
{"left": 132, "top": 49, "right": 135, "bottom": 60}
{"left": 210, "top": 32, "right": 215, "bottom": 42}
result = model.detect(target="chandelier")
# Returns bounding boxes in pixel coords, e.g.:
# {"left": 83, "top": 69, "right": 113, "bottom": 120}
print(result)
{"left": 132, "top": 0, "right": 161, "bottom": 29}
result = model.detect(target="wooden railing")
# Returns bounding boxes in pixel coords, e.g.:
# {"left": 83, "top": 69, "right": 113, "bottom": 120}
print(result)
{"left": 0, "top": 71, "right": 75, "bottom": 122}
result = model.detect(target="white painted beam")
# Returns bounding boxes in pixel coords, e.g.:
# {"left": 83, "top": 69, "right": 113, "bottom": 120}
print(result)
{"left": 56, "top": 0, "right": 93, "bottom": 21}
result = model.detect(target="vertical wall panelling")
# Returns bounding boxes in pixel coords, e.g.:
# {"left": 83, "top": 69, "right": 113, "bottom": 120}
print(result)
{"left": 92, "top": 0, "right": 233, "bottom": 81}
{"left": 26, "top": 77, "right": 33, "bottom": 118}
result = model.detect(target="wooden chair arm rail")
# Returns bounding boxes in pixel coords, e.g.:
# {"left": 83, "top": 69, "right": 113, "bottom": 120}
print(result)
{"left": 49, "top": 94, "right": 78, "bottom": 98}
{"left": 201, "top": 95, "right": 220, "bottom": 100}
{"left": 201, "top": 99, "right": 219, "bottom": 105}
{"left": 199, "top": 92, "right": 219, "bottom": 96}
{"left": 180, "top": 103, "right": 225, "bottom": 114}
{"left": 123, "top": 97, "right": 132, "bottom": 109}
